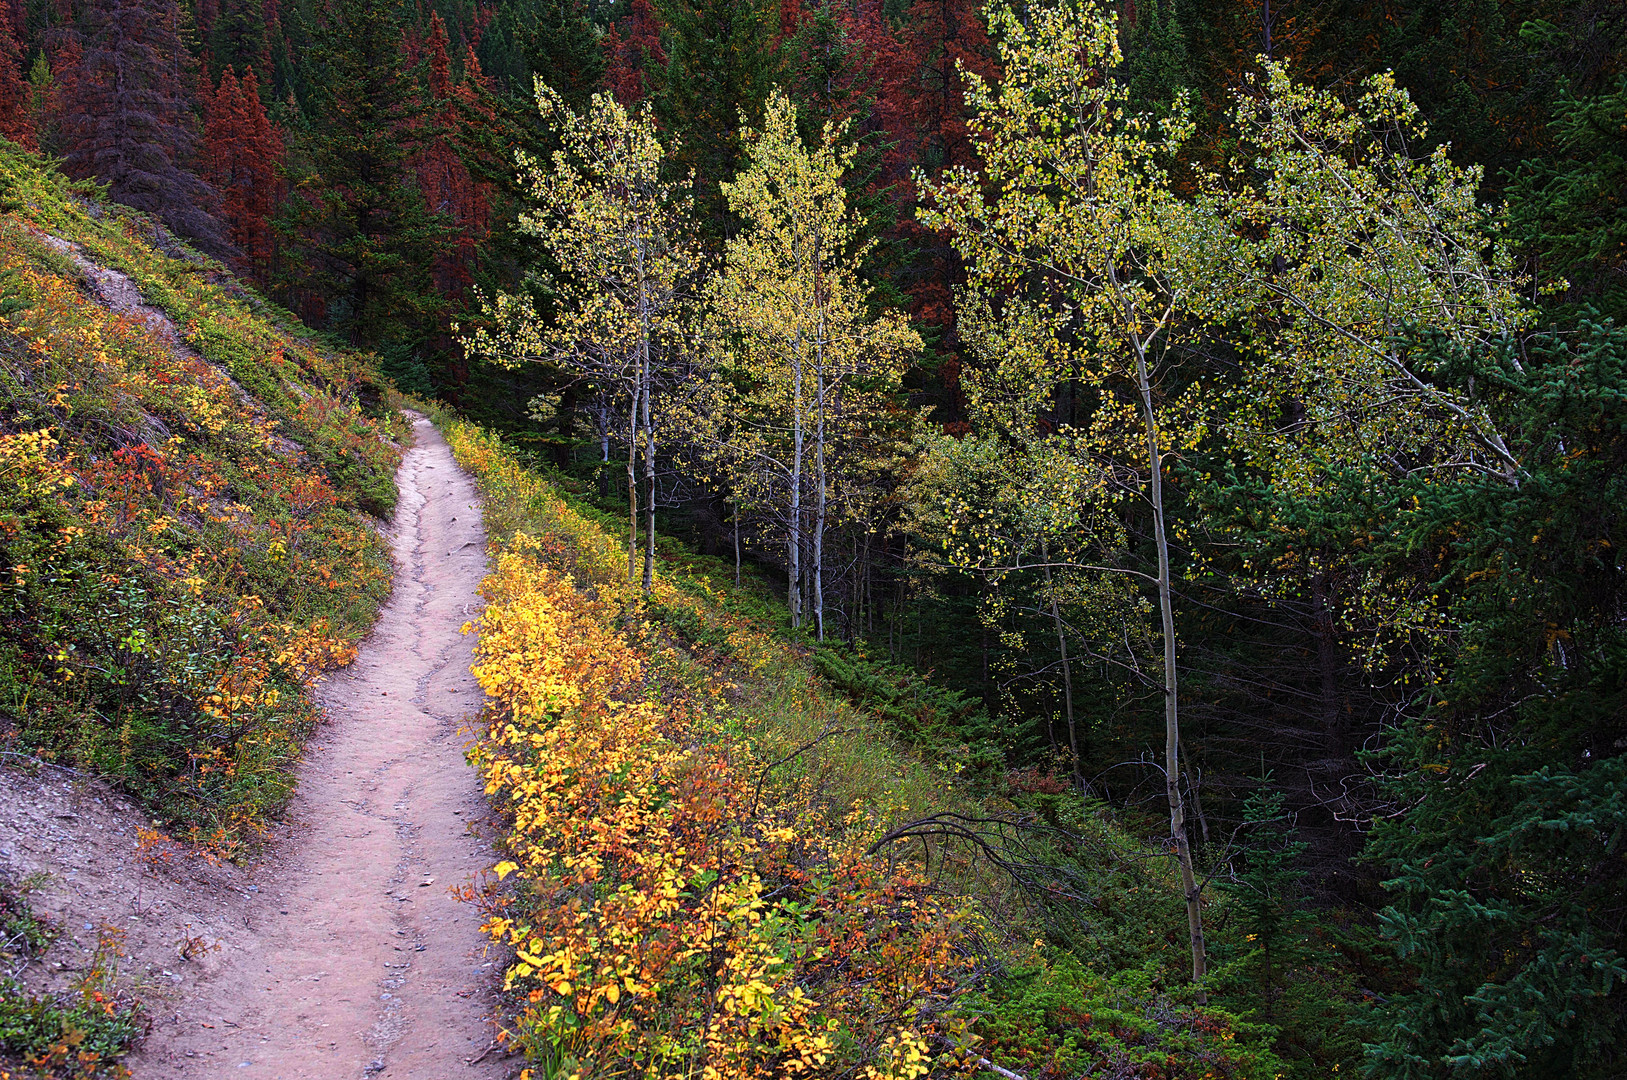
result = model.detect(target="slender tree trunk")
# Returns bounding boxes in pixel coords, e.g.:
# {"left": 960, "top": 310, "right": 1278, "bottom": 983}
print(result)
{"left": 733, "top": 505, "right": 741, "bottom": 586}
{"left": 642, "top": 365, "right": 655, "bottom": 596}
{"left": 813, "top": 359, "right": 827, "bottom": 642}
{"left": 1117, "top": 271, "right": 1207, "bottom": 997}
{"left": 598, "top": 398, "right": 611, "bottom": 498}
{"left": 865, "top": 543, "right": 873, "bottom": 636}
{"left": 637, "top": 245, "right": 655, "bottom": 595}
{"left": 555, "top": 385, "right": 576, "bottom": 470}
{"left": 811, "top": 251, "right": 829, "bottom": 643}
{"left": 1040, "top": 539, "right": 1080, "bottom": 791}
{"left": 1182, "top": 745, "right": 1211, "bottom": 846}
{"left": 627, "top": 390, "right": 638, "bottom": 585}
{"left": 1311, "top": 573, "right": 1349, "bottom": 761}
{"left": 789, "top": 338, "right": 804, "bottom": 629}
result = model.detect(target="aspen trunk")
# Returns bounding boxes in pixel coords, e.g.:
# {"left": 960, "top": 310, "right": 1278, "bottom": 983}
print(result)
{"left": 627, "top": 392, "right": 638, "bottom": 585}
{"left": 637, "top": 243, "right": 654, "bottom": 596}
{"left": 789, "top": 338, "right": 804, "bottom": 628}
{"left": 813, "top": 359, "right": 827, "bottom": 642}
{"left": 598, "top": 399, "right": 611, "bottom": 498}
{"left": 1040, "top": 539, "right": 1080, "bottom": 791}
{"left": 812, "top": 253, "right": 828, "bottom": 642}
{"left": 1129, "top": 327, "right": 1207, "bottom": 998}
{"left": 642, "top": 367, "right": 655, "bottom": 596}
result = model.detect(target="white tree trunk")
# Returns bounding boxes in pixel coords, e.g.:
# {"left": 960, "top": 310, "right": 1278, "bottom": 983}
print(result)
{"left": 1127, "top": 317, "right": 1207, "bottom": 998}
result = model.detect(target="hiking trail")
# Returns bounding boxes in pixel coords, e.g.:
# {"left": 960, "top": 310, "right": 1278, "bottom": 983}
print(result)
{"left": 127, "top": 413, "right": 511, "bottom": 1079}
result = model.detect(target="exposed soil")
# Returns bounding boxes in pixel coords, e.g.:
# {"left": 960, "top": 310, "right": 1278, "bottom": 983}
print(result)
{"left": 1, "top": 415, "right": 516, "bottom": 1079}
{"left": 39, "top": 232, "right": 184, "bottom": 345}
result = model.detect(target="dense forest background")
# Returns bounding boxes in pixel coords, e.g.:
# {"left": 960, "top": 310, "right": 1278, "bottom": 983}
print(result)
{"left": 5, "top": 0, "right": 1625, "bottom": 1074}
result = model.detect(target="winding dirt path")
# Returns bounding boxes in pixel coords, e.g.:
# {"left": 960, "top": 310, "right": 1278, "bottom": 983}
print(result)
{"left": 129, "top": 414, "right": 511, "bottom": 1079}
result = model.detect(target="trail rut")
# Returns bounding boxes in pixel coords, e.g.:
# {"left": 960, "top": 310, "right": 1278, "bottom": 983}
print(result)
{"left": 128, "top": 413, "right": 511, "bottom": 1079}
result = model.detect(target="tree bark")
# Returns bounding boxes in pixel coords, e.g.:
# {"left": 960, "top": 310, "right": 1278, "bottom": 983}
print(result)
{"left": 642, "top": 364, "right": 655, "bottom": 596}
{"left": 637, "top": 240, "right": 655, "bottom": 596}
{"left": 812, "top": 246, "right": 828, "bottom": 641}
{"left": 789, "top": 336, "right": 804, "bottom": 628}
{"left": 1116, "top": 268, "right": 1207, "bottom": 997}
{"left": 814, "top": 359, "right": 827, "bottom": 642}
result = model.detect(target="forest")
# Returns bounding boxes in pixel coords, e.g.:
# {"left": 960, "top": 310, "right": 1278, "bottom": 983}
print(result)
{"left": 0, "top": 0, "right": 1624, "bottom": 1076}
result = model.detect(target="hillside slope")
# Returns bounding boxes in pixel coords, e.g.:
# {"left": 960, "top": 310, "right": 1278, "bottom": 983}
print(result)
{"left": 0, "top": 145, "right": 403, "bottom": 1076}
{"left": 438, "top": 417, "right": 1303, "bottom": 1080}
{"left": 0, "top": 143, "right": 402, "bottom": 849}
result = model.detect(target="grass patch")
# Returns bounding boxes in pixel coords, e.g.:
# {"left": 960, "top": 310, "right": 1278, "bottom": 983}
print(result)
{"left": 0, "top": 877, "right": 141, "bottom": 1080}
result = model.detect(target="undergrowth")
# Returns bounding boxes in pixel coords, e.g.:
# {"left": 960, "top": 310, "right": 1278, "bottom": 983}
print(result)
{"left": 436, "top": 410, "right": 1288, "bottom": 1080}
{"left": 0, "top": 877, "right": 140, "bottom": 1080}
{"left": 0, "top": 144, "right": 400, "bottom": 854}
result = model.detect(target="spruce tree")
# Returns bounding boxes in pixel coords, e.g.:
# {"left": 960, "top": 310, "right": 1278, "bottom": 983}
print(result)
{"left": 1121, "top": 0, "right": 1188, "bottom": 117}
{"left": 59, "top": 0, "right": 231, "bottom": 256}
{"left": 476, "top": 0, "right": 604, "bottom": 106}
{"left": 0, "top": 1, "right": 32, "bottom": 148}
{"left": 1218, "top": 775, "right": 1309, "bottom": 1018}
{"left": 206, "top": 0, "right": 275, "bottom": 83}
{"left": 278, "top": 0, "right": 449, "bottom": 348}
{"left": 204, "top": 65, "right": 282, "bottom": 271}
{"left": 652, "top": 0, "right": 780, "bottom": 237}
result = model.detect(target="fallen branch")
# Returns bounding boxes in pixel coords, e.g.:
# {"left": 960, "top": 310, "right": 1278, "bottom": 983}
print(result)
{"left": 866, "top": 812, "right": 1090, "bottom": 903}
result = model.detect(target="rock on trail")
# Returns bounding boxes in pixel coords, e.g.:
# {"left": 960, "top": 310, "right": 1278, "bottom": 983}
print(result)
{"left": 127, "top": 413, "right": 511, "bottom": 1079}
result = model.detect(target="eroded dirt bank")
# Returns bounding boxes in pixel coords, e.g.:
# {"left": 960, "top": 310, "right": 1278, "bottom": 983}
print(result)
{"left": 126, "top": 413, "right": 509, "bottom": 1079}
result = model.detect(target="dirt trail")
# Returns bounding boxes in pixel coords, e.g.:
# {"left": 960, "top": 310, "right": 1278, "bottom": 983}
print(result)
{"left": 128, "top": 414, "right": 511, "bottom": 1079}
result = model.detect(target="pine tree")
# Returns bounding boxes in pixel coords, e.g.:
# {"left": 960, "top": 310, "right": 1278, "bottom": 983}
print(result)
{"left": 1218, "top": 775, "right": 1309, "bottom": 1018}
{"left": 58, "top": 0, "right": 230, "bottom": 257}
{"left": 207, "top": 0, "right": 274, "bottom": 83}
{"left": 603, "top": 0, "right": 666, "bottom": 106}
{"left": 892, "top": 0, "right": 994, "bottom": 177}
{"left": 278, "top": 0, "right": 449, "bottom": 348}
{"left": 1121, "top": 0, "right": 1188, "bottom": 117}
{"left": 415, "top": 12, "right": 490, "bottom": 299}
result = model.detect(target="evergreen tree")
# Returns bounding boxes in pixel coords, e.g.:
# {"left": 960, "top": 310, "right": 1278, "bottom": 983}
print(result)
{"left": 204, "top": 65, "right": 283, "bottom": 272}
{"left": 206, "top": 0, "right": 275, "bottom": 83}
{"left": 477, "top": 0, "right": 604, "bottom": 107}
{"left": 1218, "top": 775, "right": 1309, "bottom": 1018}
{"left": 277, "top": 0, "right": 449, "bottom": 348}
{"left": 58, "top": 0, "right": 231, "bottom": 256}
{"left": 415, "top": 12, "right": 490, "bottom": 299}
{"left": 1358, "top": 322, "right": 1627, "bottom": 1080}
{"left": 1509, "top": 71, "right": 1627, "bottom": 324}
{"left": 652, "top": 0, "right": 780, "bottom": 237}
{"left": 0, "top": 0, "right": 32, "bottom": 148}
{"left": 602, "top": 0, "right": 665, "bottom": 106}
{"left": 1121, "top": 0, "right": 1187, "bottom": 117}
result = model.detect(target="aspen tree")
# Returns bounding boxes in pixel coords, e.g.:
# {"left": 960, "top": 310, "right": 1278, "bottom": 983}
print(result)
{"left": 464, "top": 84, "right": 698, "bottom": 594}
{"left": 918, "top": 0, "right": 1235, "bottom": 991}
{"left": 693, "top": 90, "right": 918, "bottom": 638}
{"left": 1219, "top": 65, "right": 1529, "bottom": 497}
